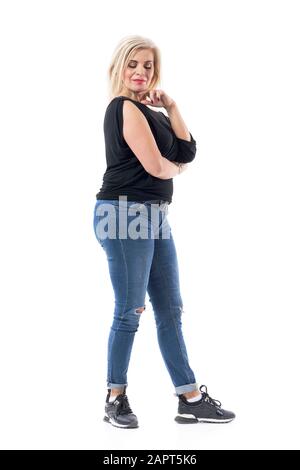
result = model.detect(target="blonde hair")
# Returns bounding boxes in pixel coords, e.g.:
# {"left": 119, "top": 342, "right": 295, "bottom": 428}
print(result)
{"left": 107, "top": 35, "right": 162, "bottom": 101}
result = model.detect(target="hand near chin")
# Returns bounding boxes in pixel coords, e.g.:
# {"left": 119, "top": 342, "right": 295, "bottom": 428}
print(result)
{"left": 140, "top": 89, "right": 175, "bottom": 110}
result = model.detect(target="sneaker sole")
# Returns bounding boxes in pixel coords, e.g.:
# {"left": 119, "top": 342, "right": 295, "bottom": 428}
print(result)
{"left": 103, "top": 415, "right": 139, "bottom": 429}
{"left": 175, "top": 414, "right": 235, "bottom": 424}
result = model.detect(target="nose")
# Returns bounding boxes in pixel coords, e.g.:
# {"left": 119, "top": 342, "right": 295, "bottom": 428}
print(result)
{"left": 136, "top": 64, "right": 146, "bottom": 77}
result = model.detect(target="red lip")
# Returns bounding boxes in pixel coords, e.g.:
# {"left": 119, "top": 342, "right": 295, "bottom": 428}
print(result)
{"left": 133, "top": 79, "right": 146, "bottom": 82}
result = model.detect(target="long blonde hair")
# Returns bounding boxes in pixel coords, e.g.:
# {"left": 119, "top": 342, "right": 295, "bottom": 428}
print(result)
{"left": 107, "top": 35, "right": 162, "bottom": 101}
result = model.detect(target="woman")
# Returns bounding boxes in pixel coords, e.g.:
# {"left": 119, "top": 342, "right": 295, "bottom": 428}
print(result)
{"left": 93, "top": 35, "right": 235, "bottom": 428}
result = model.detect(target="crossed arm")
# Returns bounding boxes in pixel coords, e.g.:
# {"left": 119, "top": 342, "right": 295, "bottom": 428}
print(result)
{"left": 122, "top": 100, "right": 196, "bottom": 179}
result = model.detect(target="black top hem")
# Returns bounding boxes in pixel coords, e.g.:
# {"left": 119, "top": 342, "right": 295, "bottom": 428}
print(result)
{"left": 96, "top": 192, "right": 172, "bottom": 204}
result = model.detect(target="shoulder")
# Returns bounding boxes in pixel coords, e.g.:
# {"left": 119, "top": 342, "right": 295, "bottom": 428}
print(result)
{"left": 105, "top": 96, "right": 154, "bottom": 130}
{"left": 118, "top": 98, "right": 150, "bottom": 123}
{"left": 122, "top": 98, "right": 144, "bottom": 114}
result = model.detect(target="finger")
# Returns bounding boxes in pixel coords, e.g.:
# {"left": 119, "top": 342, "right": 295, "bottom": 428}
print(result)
{"left": 143, "top": 95, "right": 152, "bottom": 104}
{"left": 151, "top": 90, "right": 159, "bottom": 102}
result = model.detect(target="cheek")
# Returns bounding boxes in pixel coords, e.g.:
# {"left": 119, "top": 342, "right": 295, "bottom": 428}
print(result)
{"left": 147, "top": 72, "right": 154, "bottom": 82}
{"left": 124, "top": 69, "right": 132, "bottom": 80}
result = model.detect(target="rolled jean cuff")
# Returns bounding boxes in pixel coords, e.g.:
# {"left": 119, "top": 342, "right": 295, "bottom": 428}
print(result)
{"left": 107, "top": 382, "right": 128, "bottom": 389}
{"left": 174, "top": 382, "right": 199, "bottom": 396}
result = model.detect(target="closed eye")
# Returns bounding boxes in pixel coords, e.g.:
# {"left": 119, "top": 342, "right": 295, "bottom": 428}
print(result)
{"left": 128, "top": 62, "right": 152, "bottom": 69}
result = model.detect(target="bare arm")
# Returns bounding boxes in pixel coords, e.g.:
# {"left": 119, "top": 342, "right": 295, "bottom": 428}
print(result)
{"left": 156, "top": 159, "right": 187, "bottom": 179}
{"left": 158, "top": 101, "right": 197, "bottom": 164}
{"left": 165, "top": 101, "right": 191, "bottom": 141}
{"left": 122, "top": 100, "right": 186, "bottom": 179}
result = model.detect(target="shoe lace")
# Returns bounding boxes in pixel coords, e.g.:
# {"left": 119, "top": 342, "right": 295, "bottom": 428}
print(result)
{"left": 115, "top": 394, "right": 133, "bottom": 415}
{"left": 200, "top": 385, "right": 222, "bottom": 408}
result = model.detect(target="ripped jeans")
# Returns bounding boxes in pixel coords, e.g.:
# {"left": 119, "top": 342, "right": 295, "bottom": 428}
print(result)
{"left": 93, "top": 198, "right": 198, "bottom": 395}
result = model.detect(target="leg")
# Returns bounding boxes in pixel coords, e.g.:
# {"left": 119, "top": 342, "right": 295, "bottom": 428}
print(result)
{"left": 103, "top": 236, "right": 153, "bottom": 389}
{"left": 94, "top": 200, "right": 154, "bottom": 390}
{"left": 147, "top": 221, "right": 198, "bottom": 396}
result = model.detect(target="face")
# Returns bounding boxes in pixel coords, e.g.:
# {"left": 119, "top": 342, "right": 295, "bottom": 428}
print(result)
{"left": 120, "top": 49, "right": 155, "bottom": 100}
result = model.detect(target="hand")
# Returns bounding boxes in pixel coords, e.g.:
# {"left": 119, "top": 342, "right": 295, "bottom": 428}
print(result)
{"left": 140, "top": 89, "right": 175, "bottom": 110}
{"left": 180, "top": 163, "right": 189, "bottom": 173}
{"left": 174, "top": 162, "right": 189, "bottom": 174}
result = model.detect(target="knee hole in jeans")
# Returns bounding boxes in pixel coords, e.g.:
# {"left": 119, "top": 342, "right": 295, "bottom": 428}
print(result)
{"left": 135, "top": 305, "right": 146, "bottom": 314}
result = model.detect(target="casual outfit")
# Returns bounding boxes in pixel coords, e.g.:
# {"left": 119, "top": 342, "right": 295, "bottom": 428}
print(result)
{"left": 96, "top": 96, "right": 197, "bottom": 203}
{"left": 93, "top": 96, "right": 235, "bottom": 427}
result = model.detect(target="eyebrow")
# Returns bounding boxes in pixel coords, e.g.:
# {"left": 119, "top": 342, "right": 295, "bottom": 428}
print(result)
{"left": 129, "top": 60, "right": 153, "bottom": 63}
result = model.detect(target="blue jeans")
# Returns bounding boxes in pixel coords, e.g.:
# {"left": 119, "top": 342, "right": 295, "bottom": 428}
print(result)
{"left": 93, "top": 198, "right": 198, "bottom": 395}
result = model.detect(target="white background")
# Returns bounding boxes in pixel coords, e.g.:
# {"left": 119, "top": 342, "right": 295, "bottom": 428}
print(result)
{"left": 0, "top": 0, "right": 299, "bottom": 450}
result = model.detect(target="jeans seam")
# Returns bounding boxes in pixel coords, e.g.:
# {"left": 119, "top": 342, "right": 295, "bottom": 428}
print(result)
{"left": 107, "top": 238, "right": 129, "bottom": 384}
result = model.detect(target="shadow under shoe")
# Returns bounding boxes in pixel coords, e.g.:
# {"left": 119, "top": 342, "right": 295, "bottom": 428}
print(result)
{"left": 104, "top": 387, "right": 138, "bottom": 429}
{"left": 175, "top": 384, "right": 235, "bottom": 424}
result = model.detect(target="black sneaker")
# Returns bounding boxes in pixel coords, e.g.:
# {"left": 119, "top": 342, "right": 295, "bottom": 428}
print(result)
{"left": 103, "top": 387, "right": 138, "bottom": 428}
{"left": 175, "top": 384, "right": 235, "bottom": 424}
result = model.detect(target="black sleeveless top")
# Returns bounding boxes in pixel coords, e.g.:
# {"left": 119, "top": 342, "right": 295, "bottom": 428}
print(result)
{"left": 95, "top": 96, "right": 197, "bottom": 204}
